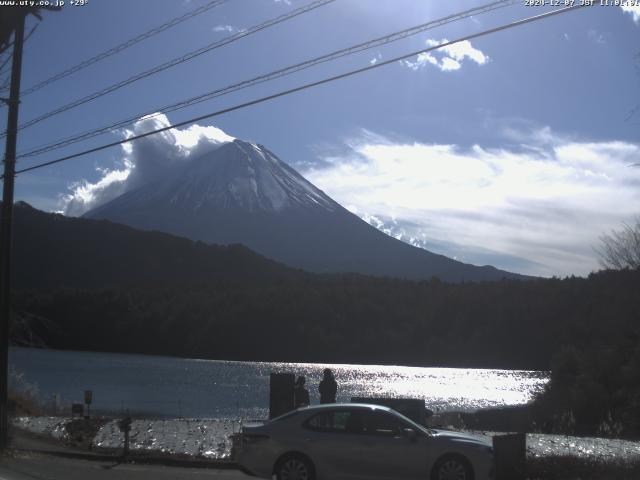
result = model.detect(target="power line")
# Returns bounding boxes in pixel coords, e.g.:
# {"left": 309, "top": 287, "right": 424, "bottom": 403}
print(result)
{"left": 0, "top": 0, "right": 230, "bottom": 96}
{"left": 17, "top": 0, "right": 514, "bottom": 158}
{"left": 12, "top": 4, "right": 589, "bottom": 177}
{"left": 0, "top": 52, "right": 14, "bottom": 78}
{"left": 21, "top": 22, "right": 39, "bottom": 47}
{"left": 17, "top": 0, "right": 517, "bottom": 160}
{"left": 6, "top": 0, "right": 336, "bottom": 136}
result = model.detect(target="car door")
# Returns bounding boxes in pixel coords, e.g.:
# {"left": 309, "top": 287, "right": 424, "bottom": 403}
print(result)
{"left": 302, "top": 408, "right": 377, "bottom": 480}
{"left": 358, "top": 410, "right": 430, "bottom": 480}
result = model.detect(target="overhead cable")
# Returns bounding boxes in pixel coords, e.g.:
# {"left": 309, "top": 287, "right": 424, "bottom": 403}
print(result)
{"left": 17, "top": 0, "right": 516, "bottom": 160}
{"left": 11, "top": 4, "right": 589, "bottom": 177}
{"left": 0, "top": 0, "right": 230, "bottom": 96}
{"left": 7, "top": 0, "right": 336, "bottom": 136}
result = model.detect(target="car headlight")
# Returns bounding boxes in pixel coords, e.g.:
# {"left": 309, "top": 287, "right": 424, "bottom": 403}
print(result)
{"left": 469, "top": 443, "right": 493, "bottom": 454}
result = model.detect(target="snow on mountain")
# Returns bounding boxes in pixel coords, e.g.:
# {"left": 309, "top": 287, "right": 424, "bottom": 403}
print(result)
{"left": 166, "top": 141, "right": 337, "bottom": 213}
{"left": 85, "top": 138, "right": 523, "bottom": 282}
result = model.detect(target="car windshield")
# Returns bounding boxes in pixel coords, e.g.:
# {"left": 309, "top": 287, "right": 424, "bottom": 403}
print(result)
{"left": 269, "top": 410, "right": 301, "bottom": 423}
{"left": 383, "top": 409, "right": 435, "bottom": 436}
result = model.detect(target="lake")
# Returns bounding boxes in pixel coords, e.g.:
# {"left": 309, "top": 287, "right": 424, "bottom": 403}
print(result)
{"left": 9, "top": 347, "right": 548, "bottom": 419}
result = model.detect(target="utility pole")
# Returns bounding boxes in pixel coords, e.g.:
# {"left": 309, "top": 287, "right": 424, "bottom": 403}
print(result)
{"left": 0, "top": 12, "right": 25, "bottom": 450}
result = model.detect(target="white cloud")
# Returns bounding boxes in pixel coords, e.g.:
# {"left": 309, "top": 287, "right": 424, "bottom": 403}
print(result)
{"left": 304, "top": 129, "right": 640, "bottom": 277}
{"left": 621, "top": 5, "right": 640, "bottom": 23}
{"left": 428, "top": 39, "right": 487, "bottom": 65}
{"left": 62, "top": 165, "right": 130, "bottom": 217}
{"left": 370, "top": 53, "right": 382, "bottom": 65}
{"left": 403, "top": 38, "right": 488, "bottom": 72}
{"left": 213, "top": 25, "right": 237, "bottom": 33}
{"left": 60, "top": 113, "right": 234, "bottom": 216}
{"left": 440, "top": 57, "right": 462, "bottom": 72}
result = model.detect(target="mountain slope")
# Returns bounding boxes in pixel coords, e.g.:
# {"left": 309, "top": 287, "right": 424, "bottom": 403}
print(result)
{"left": 10, "top": 201, "right": 298, "bottom": 290}
{"left": 85, "top": 139, "right": 523, "bottom": 282}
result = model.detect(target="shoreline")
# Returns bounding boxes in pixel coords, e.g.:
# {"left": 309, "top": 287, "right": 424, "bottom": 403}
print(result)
{"left": 12, "top": 413, "right": 640, "bottom": 463}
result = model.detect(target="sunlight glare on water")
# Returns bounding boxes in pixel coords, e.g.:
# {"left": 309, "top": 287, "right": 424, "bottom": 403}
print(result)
{"left": 271, "top": 362, "right": 548, "bottom": 412}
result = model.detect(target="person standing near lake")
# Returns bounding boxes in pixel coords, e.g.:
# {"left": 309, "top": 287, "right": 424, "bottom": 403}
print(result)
{"left": 319, "top": 368, "right": 337, "bottom": 404}
{"left": 294, "top": 376, "right": 310, "bottom": 408}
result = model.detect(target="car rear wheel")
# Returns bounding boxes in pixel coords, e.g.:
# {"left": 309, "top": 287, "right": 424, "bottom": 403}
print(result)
{"left": 431, "top": 454, "right": 474, "bottom": 480}
{"left": 275, "top": 454, "right": 315, "bottom": 480}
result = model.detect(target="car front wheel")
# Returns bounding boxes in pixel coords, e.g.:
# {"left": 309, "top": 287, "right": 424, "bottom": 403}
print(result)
{"left": 431, "top": 454, "right": 474, "bottom": 480}
{"left": 275, "top": 454, "right": 315, "bottom": 480}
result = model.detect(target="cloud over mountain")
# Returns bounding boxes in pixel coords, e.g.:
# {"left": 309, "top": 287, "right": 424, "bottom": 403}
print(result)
{"left": 303, "top": 127, "right": 640, "bottom": 277}
{"left": 61, "top": 114, "right": 234, "bottom": 216}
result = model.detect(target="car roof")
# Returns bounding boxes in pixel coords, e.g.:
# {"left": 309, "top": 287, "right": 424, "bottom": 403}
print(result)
{"left": 296, "top": 403, "right": 395, "bottom": 413}
{"left": 267, "top": 402, "right": 431, "bottom": 435}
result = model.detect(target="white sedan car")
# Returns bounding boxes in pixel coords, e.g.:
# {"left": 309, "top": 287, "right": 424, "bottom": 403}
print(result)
{"left": 239, "top": 403, "right": 494, "bottom": 480}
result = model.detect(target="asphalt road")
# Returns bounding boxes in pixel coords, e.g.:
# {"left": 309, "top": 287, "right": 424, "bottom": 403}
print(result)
{"left": 0, "top": 452, "right": 255, "bottom": 480}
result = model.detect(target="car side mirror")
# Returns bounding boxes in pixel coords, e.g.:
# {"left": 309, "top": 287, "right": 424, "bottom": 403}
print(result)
{"left": 403, "top": 428, "right": 417, "bottom": 442}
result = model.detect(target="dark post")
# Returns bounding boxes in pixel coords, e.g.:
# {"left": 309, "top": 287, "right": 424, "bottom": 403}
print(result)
{"left": 118, "top": 416, "right": 132, "bottom": 459}
{"left": 124, "top": 429, "right": 130, "bottom": 457}
{"left": 493, "top": 432, "right": 526, "bottom": 480}
{"left": 0, "top": 13, "right": 25, "bottom": 450}
{"left": 269, "top": 373, "right": 295, "bottom": 419}
{"left": 84, "top": 390, "right": 92, "bottom": 418}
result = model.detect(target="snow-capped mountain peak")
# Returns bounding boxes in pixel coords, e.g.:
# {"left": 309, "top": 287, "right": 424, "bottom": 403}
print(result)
{"left": 123, "top": 139, "right": 338, "bottom": 215}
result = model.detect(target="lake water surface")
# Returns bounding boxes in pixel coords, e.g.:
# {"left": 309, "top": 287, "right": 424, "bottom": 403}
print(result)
{"left": 9, "top": 347, "right": 548, "bottom": 419}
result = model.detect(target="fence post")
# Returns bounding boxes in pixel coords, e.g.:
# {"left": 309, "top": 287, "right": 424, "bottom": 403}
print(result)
{"left": 493, "top": 432, "right": 526, "bottom": 480}
{"left": 269, "top": 373, "right": 294, "bottom": 419}
{"left": 118, "top": 416, "right": 132, "bottom": 460}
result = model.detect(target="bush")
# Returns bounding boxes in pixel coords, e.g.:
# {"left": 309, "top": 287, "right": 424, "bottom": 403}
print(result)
{"left": 8, "top": 367, "right": 44, "bottom": 416}
{"left": 533, "top": 342, "right": 640, "bottom": 437}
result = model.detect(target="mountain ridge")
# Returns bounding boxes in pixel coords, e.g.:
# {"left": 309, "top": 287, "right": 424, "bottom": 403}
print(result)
{"left": 9, "top": 201, "right": 299, "bottom": 290}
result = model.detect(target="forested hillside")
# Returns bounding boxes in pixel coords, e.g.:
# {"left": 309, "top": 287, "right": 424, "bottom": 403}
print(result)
{"left": 13, "top": 269, "right": 640, "bottom": 371}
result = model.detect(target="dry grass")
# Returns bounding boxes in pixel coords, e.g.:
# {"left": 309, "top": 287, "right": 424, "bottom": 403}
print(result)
{"left": 8, "top": 390, "right": 44, "bottom": 417}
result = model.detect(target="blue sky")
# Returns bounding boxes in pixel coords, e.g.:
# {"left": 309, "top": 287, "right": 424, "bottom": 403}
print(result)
{"left": 4, "top": 0, "right": 640, "bottom": 277}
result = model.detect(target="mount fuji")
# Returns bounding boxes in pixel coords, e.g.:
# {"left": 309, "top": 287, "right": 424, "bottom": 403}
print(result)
{"left": 84, "top": 138, "right": 522, "bottom": 282}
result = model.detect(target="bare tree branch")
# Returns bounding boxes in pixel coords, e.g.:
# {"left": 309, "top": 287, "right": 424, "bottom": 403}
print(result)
{"left": 597, "top": 218, "right": 640, "bottom": 270}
